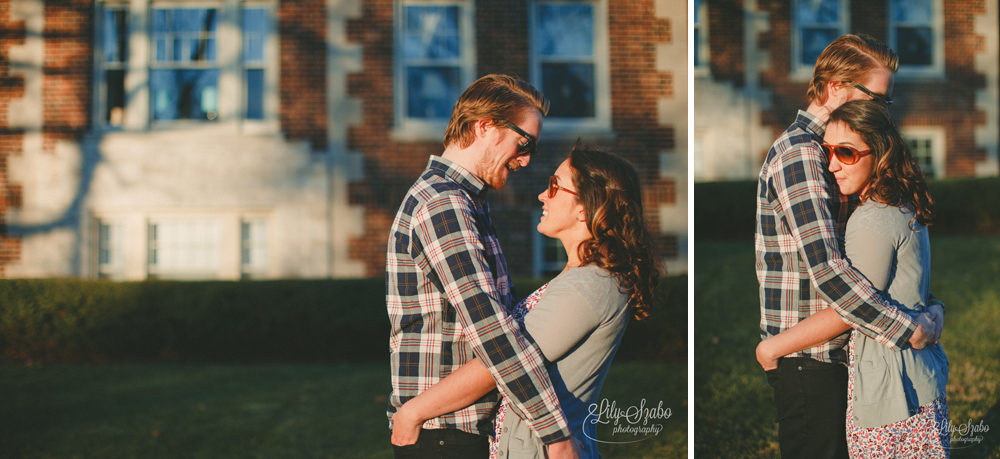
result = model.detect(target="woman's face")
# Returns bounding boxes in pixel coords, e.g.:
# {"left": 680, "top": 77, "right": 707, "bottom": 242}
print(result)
{"left": 537, "top": 160, "right": 586, "bottom": 240}
{"left": 824, "top": 121, "right": 874, "bottom": 196}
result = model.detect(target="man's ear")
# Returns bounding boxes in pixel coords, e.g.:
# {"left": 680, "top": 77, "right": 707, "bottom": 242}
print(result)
{"left": 475, "top": 119, "right": 494, "bottom": 139}
{"left": 825, "top": 80, "right": 846, "bottom": 104}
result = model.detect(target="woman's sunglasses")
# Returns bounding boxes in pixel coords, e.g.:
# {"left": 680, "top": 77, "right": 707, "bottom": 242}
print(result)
{"left": 548, "top": 176, "right": 578, "bottom": 198}
{"left": 498, "top": 120, "right": 537, "bottom": 156}
{"left": 822, "top": 143, "right": 872, "bottom": 165}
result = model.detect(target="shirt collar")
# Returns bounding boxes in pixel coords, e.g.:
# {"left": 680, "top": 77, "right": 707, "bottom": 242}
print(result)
{"left": 795, "top": 109, "right": 827, "bottom": 138}
{"left": 427, "top": 156, "right": 488, "bottom": 197}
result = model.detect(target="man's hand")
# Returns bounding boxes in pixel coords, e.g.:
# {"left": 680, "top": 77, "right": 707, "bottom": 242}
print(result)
{"left": 908, "top": 313, "right": 936, "bottom": 350}
{"left": 756, "top": 339, "right": 780, "bottom": 371}
{"left": 546, "top": 437, "right": 582, "bottom": 459}
{"left": 926, "top": 304, "right": 945, "bottom": 344}
{"left": 390, "top": 404, "right": 423, "bottom": 447}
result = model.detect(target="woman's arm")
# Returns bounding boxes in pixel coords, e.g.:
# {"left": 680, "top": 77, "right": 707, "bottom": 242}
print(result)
{"left": 756, "top": 308, "right": 852, "bottom": 370}
{"left": 391, "top": 358, "right": 495, "bottom": 446}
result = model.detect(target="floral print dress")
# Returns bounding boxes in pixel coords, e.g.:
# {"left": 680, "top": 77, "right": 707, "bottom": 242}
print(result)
{"left": 488, "top": 282, "right": 549, "bottom": 459}
{"left": 846, "top": 333, "right": 951, "bottom": 458}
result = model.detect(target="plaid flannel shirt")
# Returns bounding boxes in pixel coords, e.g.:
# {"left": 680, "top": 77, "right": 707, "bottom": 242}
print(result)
{"left": 385, "top": 156, "right": 571, "bottom": 444}
{"left": 755, "top": 110, "right": 917, "bottom": 364}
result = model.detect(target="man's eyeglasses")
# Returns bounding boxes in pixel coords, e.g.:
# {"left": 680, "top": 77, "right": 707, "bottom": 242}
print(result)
{"left": 851, "top": 82, "right": 893, "bottom": 106}
{"left": 498, "top": 120, "right": 537, "bottom": 156}
{"left": 547, "top": 176, "right": 578, "bottom": 199}
{"left": 822, "top": 143, "right": 872, "bottom": 165}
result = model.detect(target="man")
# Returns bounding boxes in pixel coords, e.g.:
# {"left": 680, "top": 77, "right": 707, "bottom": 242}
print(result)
{"left": 385, "top": 74, "right": 578, "bottom": 458}
{"left": 754, "top": 34, "right": 943, "bottom": 458}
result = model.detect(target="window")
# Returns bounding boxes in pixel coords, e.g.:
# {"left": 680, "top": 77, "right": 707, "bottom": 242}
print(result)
{"left": 394, "top": 1, "right": 475, "bottom": 137}
{"left": 888, "top": 0, "right": 943, "bottom": 78}
{"left": 902, "top": 127, "right": 946, "bottom": 178}
{"left": 95, "top": 1, "right": 277, "bottom": 130}
{"left": 240, "top": 219, "right": 268, "bottom": 279}
{"left": 530, "top": 0, "right": 610, "bottom": 132}
{"left": 792, "top": 0, "right": 847, "bottom": 77}
{"left": 97, "top": 220, "right": 126, "bottom": 279}
{"left": 148, "top": 219, "right": 222, "bottom": 279}
{"left": 693, "top": 0, "right": 708, "bottom": 73}
{"left": 101, "top": 6, "right": 128, "bottom": 127}
{"left": 243, "top": 8, "right": 270, "bottom": 120}
{"left": 151, "top": 8, "right": 220, "bottom": 121}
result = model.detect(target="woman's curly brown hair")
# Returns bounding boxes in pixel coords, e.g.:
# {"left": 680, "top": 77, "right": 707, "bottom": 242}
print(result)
{"left": 568, "top": 145, "right": 660, "bottom": 320}
{"left": 828, "top": 100, "right": 935, "bottom": 227}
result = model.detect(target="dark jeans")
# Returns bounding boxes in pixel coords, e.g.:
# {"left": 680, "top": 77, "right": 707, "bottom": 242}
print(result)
{"left": 766, "top": 357, "right": 849, "bottom": 459}
{"left": 392, "top": 428, "right": 489, "bottom": 459}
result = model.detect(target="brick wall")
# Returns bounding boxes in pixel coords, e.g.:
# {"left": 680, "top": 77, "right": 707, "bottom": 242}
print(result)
{"left": 279, "top": 0, "right": 328, "bottom": 150}
{"left": 1, "top": 1, "right": 27, "bottom": 277}
{"left": 343, "top": 0, "right": 679, "bottom": 277}
{"left": 43, "top": 1, "right": 92, "bottom": 152}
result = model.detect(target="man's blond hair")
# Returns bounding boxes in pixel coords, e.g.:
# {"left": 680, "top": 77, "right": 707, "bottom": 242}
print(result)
{"left": 443, "top": 74, "right": 549, "bottom": 149}
{"left": 807, "top": 34, "right": 898, "bottom": 105}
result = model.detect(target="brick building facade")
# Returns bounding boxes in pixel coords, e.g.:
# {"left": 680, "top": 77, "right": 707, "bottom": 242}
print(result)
{"left": 1, "top": 0, "right": 687, "bottom": 280}
{"left": 694, "top": 0, "right": 1000, "bottom": 181}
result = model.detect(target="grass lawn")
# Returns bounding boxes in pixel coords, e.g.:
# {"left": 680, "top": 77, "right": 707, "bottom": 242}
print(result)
{"left": 694, "top": 235, "right": 1000, "bottom": 458}
{"left": 1, "top": 360, "right": 686, "bottom": 458}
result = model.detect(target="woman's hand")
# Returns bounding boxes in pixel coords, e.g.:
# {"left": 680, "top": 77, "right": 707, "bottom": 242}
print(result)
{"left": 390, "top": 403, "right": 424, "bottom": 447}
{"left": 756, "top": 339, "right": 780, "bottom": 371}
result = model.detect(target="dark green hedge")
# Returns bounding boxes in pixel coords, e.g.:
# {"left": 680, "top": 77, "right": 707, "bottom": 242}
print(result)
{"left": 0, "top": 275, "right": 686, "bottom": 364}
{"left": 695, "top": 177, "right": 1000, "bottom": 240}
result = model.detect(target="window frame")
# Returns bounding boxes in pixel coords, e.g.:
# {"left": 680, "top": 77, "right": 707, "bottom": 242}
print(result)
{"left": 901, "top": 126, "right": 946, "bottom": 178}
{"left": 93, "top": 0, "right": 280, "bottom": 133}
{"left": 391, "top": 0, "right": 477, "bottom": 141}
{"left": 528, "top": 0, "right": 612, "bottom": 135}
{"left": 790, "top": 0, "right": 849, "bottom": 81}
{"left": 887, "top": 0, "right": 944, "bottom": 80}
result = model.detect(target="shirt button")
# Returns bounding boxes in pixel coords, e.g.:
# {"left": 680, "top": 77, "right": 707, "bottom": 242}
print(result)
{"left": 797, "top": 366, "right": 803, "bottom": 371}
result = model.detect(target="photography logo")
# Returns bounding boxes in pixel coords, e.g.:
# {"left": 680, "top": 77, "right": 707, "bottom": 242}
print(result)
{"left": 583, "top": 398, "right": 673, "bottom": 444}
{"left": 943, "top": 418, "right": 990, "bottom": 450}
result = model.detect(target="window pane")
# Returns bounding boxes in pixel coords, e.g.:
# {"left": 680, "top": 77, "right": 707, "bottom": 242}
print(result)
{"left": 151, "top": 69, "right": 220, "bottom": 120}
{"left": 404, "top": 6, "right": 460, "bottom": 60}
{"left": 536, "top": 4, "right": 594, "bottom": 58}
{"left": 406, "top": 66, "right": 461, "bottom": 119}
{"left": 246, "top": 69, "right": 264, "bottom": 119}
{"left": 896, "top": 27, "right": 932, "bottom": 66}
{"left": 241, "top": 220, "right": 268, "bottom": 278}
{"left": 152, "top": 8, "right": 217, "bottom": 64}
{"left": 149, "top": 220, "right": 221, "bottom": 278}
{"left": 801, "top": 28, "right": 839, "bottom": 66}
{"left": 795, "top": 0, "right": 840, "bottom": 24}
{"left": 891, "top": 0, "right": 932, "bottom": 23}
{"left": 243, "top": 8, "right": 268, "bottom": 63}
{"left": 542, "top": 63, "right": 595, "bottom": 118}
{"left": 103, "top": 9, "right": 128, "bottom": 63}
{"left": 694, "top": 0, "right": 702, "bottom": 23}
{"left": 106, "top": 70, "right": 126, "bottom": 126}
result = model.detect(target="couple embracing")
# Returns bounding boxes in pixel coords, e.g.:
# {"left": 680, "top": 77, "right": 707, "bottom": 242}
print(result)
{"left": 756, "top": 34, "right": 951, "bottom": 458}
{"left": 384, "top": 74, "right": 660, "bottom": 459}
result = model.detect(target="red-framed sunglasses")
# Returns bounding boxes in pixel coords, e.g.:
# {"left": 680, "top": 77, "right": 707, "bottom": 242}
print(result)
{"left": 822, "top": 143, "right": 872, "bottom": 165}
{"left": 547, "top": 176, "right": 578, "bottom": 198}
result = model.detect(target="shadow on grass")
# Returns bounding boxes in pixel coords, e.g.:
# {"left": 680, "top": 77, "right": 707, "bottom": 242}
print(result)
{"left": 1, "top": 360, "right": 686, "bottom": 458}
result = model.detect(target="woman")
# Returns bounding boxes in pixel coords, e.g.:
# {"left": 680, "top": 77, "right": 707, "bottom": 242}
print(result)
{"left": 390, "top": 145, "right": 659, "bottom": 458}
{"left": 756, "top": 100, "right": 950, "bottom": 458}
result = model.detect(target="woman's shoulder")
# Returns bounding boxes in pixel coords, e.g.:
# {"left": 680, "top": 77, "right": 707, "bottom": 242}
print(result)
{"left": 850, "top": 201, "right": 922, "bottom": 233}
{"left": 546, "top": 265, "right": 628, "bottom": 315}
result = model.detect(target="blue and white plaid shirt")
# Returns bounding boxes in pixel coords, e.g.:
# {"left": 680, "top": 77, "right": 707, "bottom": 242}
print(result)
{"left": 755, "top": 110, "right": 917, "bottom": 364}
{"left": 385, "top": 156, "right": 570, "bottom": 444}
